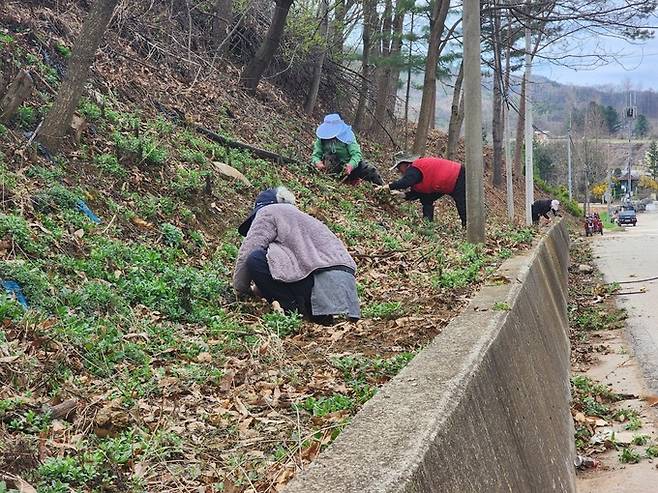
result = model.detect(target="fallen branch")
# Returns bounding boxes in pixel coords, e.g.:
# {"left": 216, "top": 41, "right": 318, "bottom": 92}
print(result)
{"left": 612, "top": 290, "right": 647, "bottom": 296}
{"left": 152, "top": 100, "right": 306, "bottom": 167}
{"left": 44, "top": 399, "right": 78, "bottom": 421}
{"left": 196, "top": 126, "right": 304, "bottom": 166}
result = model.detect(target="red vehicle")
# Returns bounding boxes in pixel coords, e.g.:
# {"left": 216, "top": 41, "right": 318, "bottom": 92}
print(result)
{"left": 585, "top": 213, "right": 603, "bottom": 236}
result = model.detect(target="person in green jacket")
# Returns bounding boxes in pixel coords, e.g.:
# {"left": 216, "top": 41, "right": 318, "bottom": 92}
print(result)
{"left": 311, "top": 114, "right": 384, "bottom": 185}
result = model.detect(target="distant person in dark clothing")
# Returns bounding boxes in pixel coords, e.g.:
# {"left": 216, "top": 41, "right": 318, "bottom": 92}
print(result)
{"left": 531, "top": 199, "right": 560, "bottom": 223}
{"left": 377, "top": 153, "right": 467, "bottom": 227}
{"left": 311, "top": 113, "right": 384, "bottom": 185}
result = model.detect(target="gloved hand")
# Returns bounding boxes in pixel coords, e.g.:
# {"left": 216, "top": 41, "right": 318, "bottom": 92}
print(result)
{"left": 344, "top": 163, "right": 353, "bottom": 176}
{"left": 315, "top": 161, "right": 325, "bottom": 171}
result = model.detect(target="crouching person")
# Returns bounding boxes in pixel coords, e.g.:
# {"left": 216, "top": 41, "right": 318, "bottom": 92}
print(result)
{"left": 531, "top": 199, "right": 560, "bottom": 224}
{"left": 378, "top": 153, "right": 467, "bottom": 227}
{"left": 233, "top": 186, "right": 361, "bottom": 322}
{"left": 311, "top": 113, "right": 384, "bottom": 185}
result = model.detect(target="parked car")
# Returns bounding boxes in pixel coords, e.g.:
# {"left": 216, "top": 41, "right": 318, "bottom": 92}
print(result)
{"left": 617, "top": 209, "right": 637, "bottom": 226}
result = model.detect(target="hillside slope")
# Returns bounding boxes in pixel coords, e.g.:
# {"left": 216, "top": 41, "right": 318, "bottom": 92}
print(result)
{"left": 1, "top": 3, "right": 540, "bottom": 492}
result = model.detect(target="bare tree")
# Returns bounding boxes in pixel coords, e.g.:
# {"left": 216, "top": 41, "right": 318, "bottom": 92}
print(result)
{"left": 39, "top": 0, "right": 119, "bottom": 152}
{"left": 412, "top": 0, "right": 450, "bottom": 154}
{"left": 446, "top": 61, "right": 465, "bottom": 160}
{"left": 304, "top": 0, "right": 330, "bottom": 114}
{"left": 354, "top": 0, "right": 375, "bottom": 130}
{"left": 240, "top": 0, "right": 295, "bottom": 92}
{"left": 490, "top": 0, "right": 504, "bottom": 188}
{"left": 371, "top": 0, "right": 406, "bottom": 136}
{"left": 212, "top": 0, "right": 233, "bottom": 53}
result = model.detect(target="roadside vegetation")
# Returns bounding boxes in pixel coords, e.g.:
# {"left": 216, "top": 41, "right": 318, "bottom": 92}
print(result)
{"left": 568, "top": 237, "right": 658, "bottom": 466}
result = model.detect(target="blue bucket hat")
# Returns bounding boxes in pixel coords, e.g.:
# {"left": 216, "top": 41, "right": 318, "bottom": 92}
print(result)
{"left": 336, "top": 124, "right": 355, "bottom": 144}
{"left": 316, "top": 113, "right": 352, "bottom": 142}
{"left": 238, "top": 187, "right": 296, "bottom": 236}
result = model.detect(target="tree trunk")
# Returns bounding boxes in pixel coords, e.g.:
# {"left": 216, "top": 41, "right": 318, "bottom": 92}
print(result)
{"left": 446, "top": 61, "right": 464, "bottom": 160}
{"left": 304, "top": 0, "right": 329, "bottom": 114}
{"left": 371, "top": 0, "right": 393, "bottom": 135}
{"left": 513, "top": 74, "right": 526, "bottom": 182}
{"left": 412, "top": 0, "right": 450, "bottom": 155}
{"left": 239, "top": 0, "right": 294, "bottom": 93}
{"left": 354, "top": 0, "right": 374, "bottom": 131}
{"left": 212, "top": 0, "right": 233, "bottom": 52}
{"left": 385, "top": 6, "right": 405, "bottom": 117}
{"left": 0, "top": 69, "right": 34, "bottom": 123}
{"left": 429, "top": 87, "right": 436, "bottom": 130}
{"left": 331, "top": 0, "right": 346, "bottom": 57}
{"left": 38, "top": 0, "right": 119, "bottom": 152}
{"left": 491, "top": 0, "right": 504, "bottom": 188}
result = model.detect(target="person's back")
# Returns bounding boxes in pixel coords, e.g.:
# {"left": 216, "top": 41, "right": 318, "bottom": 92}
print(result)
{"left": 410, "top": 157, "right": 462, "bottom": 195}
{"left": 234, "top": 203, "right": 356, "bottom": 291}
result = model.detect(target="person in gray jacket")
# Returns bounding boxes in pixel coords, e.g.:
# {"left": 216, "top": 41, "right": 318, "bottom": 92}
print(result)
{"left": 233, "top": 186, "right": 360, "bottom": 322}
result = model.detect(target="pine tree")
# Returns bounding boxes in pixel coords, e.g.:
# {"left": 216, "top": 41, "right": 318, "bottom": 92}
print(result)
{"left": 635, "top": 114, "right": 650, "bottom": 137}
{"left": 646, "top": 140, "right": 658, "bottom": 180}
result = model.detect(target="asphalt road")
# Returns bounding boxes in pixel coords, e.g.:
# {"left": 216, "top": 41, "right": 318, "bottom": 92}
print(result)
{"left": 592, "top": 210, "right": 658, "bottom": 392}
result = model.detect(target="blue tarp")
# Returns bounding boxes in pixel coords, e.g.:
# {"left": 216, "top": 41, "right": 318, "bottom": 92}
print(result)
{"left": 1, "top": 279, "right": 28, "bottom": 309}
{"left": 76, "top": 199, "right": 101, "bottom": 224}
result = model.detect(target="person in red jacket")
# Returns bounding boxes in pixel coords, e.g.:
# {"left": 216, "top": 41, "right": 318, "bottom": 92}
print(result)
{"left": 378, "top": 153, "right": 467, "bottom": 227}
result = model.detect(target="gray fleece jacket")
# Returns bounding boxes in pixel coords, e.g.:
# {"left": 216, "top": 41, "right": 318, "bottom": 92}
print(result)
{"left": 233, "top": 204, "right": 357, "bottom": 293}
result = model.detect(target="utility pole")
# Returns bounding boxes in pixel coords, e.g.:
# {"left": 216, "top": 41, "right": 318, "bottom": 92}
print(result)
{"left": 626, "top": 91, "right": 635, "bottom": 203}
{"left": 463, "top": 0, "right": 485, "bottom": 242}
{"left": 524, "top": 23, "right": 533, "bottom": 225}
{"left": 504, "top": 104, "right": 514, "bottom": 221}
{"left": 567, "top": 110, "right": 573, "bottom": 200}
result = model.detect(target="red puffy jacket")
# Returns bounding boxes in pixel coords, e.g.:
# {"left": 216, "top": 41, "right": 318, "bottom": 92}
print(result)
{"left": 411, "top": 157, "right": 462, "bottom": 194}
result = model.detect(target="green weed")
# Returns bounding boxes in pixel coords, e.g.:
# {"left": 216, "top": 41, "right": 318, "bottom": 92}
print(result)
{"left": 16, "top": 105, "right": 36, "bottom": 128}
{"left": 113, "top": 132, "right": 167, "bottom": 166}
{"left": 298, "top": 394, "right": 354, "bottom": 417}
{"left": 171, "top": 168, "right": 206, "bottom": 197}
{"left": 160, "top": 223, "right": 183, "bottom": 247}
{"left": 8, "top": 409, "right": 52, "bottom": 434}
{"left": 0, "top": 214, "right": 37, "bottom": 253}
{"left": 619, "top": 447, "right": 641, "bottom": 464}
{"left": 0, "top": 293, "right": 25, "bottom": 320}
{"left": 79, "top": 99, "right": 102, "bottom": 121}
{"left": 94, "top": 153, "right": 127, "bottom": 178}
{"left": 55, "top": 43, "right": 72, "bottom": 58}
{"left": 263, "top": 311, "right": 302, "bottom": 337}
{"left": 632, "top": 434, "right": 650, "bottom": 446}
{"left": 493, "top": 301, "right": 511, "bottom": 311}
{"left": 362, "top": 301, "right": 403, "bottom": 319}
{"left": 624, "top": 414, "right": 643, "bottom": 431}
{"left": 574, "top": 306, "right": 627, "bottom": 331}
{"left": 180, "top": 147, "right": 206, "bottom": 165}
{"left": 646, "top": 445, "right": 658, "bottom": 458}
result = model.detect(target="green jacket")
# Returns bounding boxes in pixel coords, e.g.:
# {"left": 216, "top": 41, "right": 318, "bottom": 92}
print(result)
{"left": 311, "top": 138, "right": 362, "bottom": 172}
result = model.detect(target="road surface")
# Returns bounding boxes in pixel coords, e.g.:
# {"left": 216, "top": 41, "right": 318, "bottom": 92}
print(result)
{"left": 592, "top": 210, "right": 658, "bottom": 392}
{"left": 578, "top": 210, "right": 658, "bottom": 492}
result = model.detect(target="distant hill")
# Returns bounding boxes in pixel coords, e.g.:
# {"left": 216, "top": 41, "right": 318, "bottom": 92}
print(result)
{"left": 400, "top": 72, "right": 658, "bottom": 138}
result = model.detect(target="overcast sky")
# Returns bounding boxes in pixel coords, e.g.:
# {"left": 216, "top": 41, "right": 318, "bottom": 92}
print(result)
{"left": 533, "top": 24, "right": 658, "bottom": 90}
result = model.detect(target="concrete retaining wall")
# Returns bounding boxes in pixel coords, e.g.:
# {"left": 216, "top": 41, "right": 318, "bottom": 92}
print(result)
{"left": 284, "top": 221, "right": 574, "bottom": 493}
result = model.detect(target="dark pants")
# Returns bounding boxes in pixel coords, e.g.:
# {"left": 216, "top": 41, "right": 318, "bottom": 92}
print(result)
{"left": 246, "top": 249, "right": 314, "bottom": 316}
{"left": 409, "top": 168, "right": 467, "bottom": 227}
{"left": 348, "top": 161, "right": 384, "bottom": 185}
{"left": 325, "top": 154, "right": 384, "bottom": 186}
